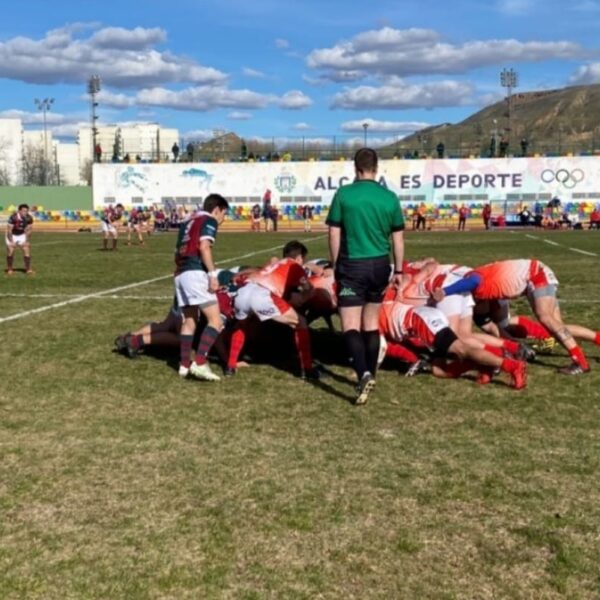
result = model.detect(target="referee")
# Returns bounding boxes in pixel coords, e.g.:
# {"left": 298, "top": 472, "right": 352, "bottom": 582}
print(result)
{"left": 326, "top": 148, "right": 405, "bottom": 405}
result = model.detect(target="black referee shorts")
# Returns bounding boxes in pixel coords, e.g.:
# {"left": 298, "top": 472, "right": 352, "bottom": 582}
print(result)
{"left": 335, "top": 256, "right": 391, "bottom": 307}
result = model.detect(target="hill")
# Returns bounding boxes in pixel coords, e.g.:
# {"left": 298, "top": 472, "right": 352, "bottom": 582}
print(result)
{"left": 392, "top": 84, "right": 600, "bottom": 158}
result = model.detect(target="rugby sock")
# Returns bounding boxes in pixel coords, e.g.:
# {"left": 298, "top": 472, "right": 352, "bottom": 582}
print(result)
{"left": 569, "top": 346, "right": 590, "bottom": 370}
{"left": 517, "top": 316, "right": 551, "bottom": 339}
{"left": 362, "top": 330, "right": 381, "bottom": 376}
{"left": 594, "top": 332, "right": 600, "bottom": 346}
{"left": 228, "top": 326, "right": 246, "bottom": 369}
{"left": 501, "top": 358, "right": 519, "bottom": 374}
{"left": 180, "top": 334, "right": 194, "bottom": 369}
{"left": 112, "top": 238, "right": 117, "bottom": 250}
{"left": 7, "top": 255, "right": 13, "bottom": 269}
{"left": 194, "top": 326, "right": 220, "bottom": 365}
{"left": 502, "top": 339, "right": 520, "bottom": 355}
{"left": 484, "top": 344, "right": 504, "bottom": 358}
{"left": 294, "top": 327, "right": 313, "bottom": 370}
{"left": 343, "top": 329, "right": 368, "bottom": 379}
{"left": 386, "top": 341, "right": 419, "bottom": 363}
{"left": 102, "top": 238, "right": 108, "bottom": 250}
{"left": 24, "top": 256, "right": 31, "bottom": 271}
{"left": 131, "top": 334, "right": 144, "bottom": 349}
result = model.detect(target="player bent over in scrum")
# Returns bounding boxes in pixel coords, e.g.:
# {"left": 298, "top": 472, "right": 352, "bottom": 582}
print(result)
{"left": 379, "top": 288, "right": 527, "bottom": 389}
{"left": 432, "top": 259, "right": 592, "bottom": 375}
{"left": 226, "top": 240, "right": 319, "bottom": 380}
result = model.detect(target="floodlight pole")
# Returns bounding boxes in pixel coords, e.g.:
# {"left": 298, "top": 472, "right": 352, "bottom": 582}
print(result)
{"left": 500, "top": 68, "right": 518, "bottom": 147}
{"left": 363, "top": 122, "right": 369, "bottom": 146}
{"left": 34, "top": 97, "right": 54, "bottom": 184}
{"left": 88, "top": 75, "right": 101, "bottom": 162}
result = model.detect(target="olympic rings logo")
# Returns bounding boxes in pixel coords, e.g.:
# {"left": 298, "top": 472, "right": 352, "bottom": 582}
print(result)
{"left": 541, "top": 168, "right": 585, "bottom": 189}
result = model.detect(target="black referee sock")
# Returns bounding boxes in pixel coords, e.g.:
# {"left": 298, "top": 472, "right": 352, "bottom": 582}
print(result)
{"left": 343, "top": 329, "right": 368, "bottom": 380}
{"left": 362, "top": 329, "right": 381, "bottom": 377}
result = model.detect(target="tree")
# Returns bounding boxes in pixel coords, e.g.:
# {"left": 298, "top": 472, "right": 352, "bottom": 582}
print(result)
{"left": 0, "top": 137, "right": 13, "bottom": 185}
{"left": 80, "top": 158, "right": 93, "bottom": 186}
{"left": 21, "top": 144, "right": 56, "bottom": 186}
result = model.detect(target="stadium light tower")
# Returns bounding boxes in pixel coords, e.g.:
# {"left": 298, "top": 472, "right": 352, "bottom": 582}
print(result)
{"left": 500, "top": 68, "right": 518, "bottom": 144}
{"left": 362, "top": 122, "right": 369, "bottom": 146}
{"left": 88, "top": 75, "right": 101, "bottom": 162}
{"left": 34, "top": 97, "right": 54, "bottom": 163}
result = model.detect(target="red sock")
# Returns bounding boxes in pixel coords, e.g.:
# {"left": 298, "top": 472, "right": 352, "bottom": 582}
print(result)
{"left": 501, "top": 358, "right": 519, "bottom": 373}
{"left": 6, "top": 255, "right": 13, "bottom": 269}
{"left": 517, "top": 316, "right": 551, "bottom": 339}
{"left": 228, "top": 326, "right": 246, "bottom": 369}
{"left": 484, "top": 344, "right": 503, "bottom": 357}
{"left": 194, "top": 326, "right": 219, "bottom": 366}
{"left": 24, "top": 256, "right": 31, "bottom": 270}
{"left": 386, "top": 341, "right": 419, "bottom": 363}
{"left": 294, "top": 327, "right": 312, "bottom": 370}
{"left": 569, "top": 346, "right": 590, "bottom": 370}
{"left": 502, "top": 339, "right": 520, "bottom": 355}
{"left": 132, "top": 334, "right": 144, "bottom": 349}
{"left": 594, "top": 332, "right": 600, "bottom": 346}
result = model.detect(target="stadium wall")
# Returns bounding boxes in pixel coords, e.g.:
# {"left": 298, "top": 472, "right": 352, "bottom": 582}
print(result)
{"left": 92, "top": 157, "right": 600, "bottom": 209}
{"left": 0, "top": 186, "right": 92, "bottom": 211}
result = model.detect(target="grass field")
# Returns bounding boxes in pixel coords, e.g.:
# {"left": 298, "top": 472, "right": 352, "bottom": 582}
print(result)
{"left": 1, "top": 229, "right": 600, "bottom": 599}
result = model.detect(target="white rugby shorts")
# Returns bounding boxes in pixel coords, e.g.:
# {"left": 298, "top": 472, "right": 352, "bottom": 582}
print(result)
{"left": 234, "top": 282, "right": 290, "bottom": 322}
{"left": 6, "top": 234, "right": 27, "bottom": 247}
{"left": 174, "top": 270, "right": 217, "bottom": 308}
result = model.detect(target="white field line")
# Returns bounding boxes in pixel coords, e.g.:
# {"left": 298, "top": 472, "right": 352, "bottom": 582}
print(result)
{"left": 0, "top": 234, "right": 326, "bottom": 324}
{"left": 524, "top": 233, "right": 597, "bottom": 257}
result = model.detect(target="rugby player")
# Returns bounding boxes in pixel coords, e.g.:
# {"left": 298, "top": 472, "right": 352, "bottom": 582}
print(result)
{"left": 101, "top": 204, "right": 124, "bottom": 251}
{"left": 432, "top": 259, "right": 592, "bottom": 374}
{"left": 226, "top": 240, "right": 319, "bottom": 379}
{"left": 379, "top": 287, "right": 527, "bottom": 389}
{"left": 126, "top": 207, "right": 145, "bottom": 246}
{"left": 174, "top": 194, "right": 229, "bottom": 381}
{"left": 5, "top": 203, "right": 33, "bottom": 275}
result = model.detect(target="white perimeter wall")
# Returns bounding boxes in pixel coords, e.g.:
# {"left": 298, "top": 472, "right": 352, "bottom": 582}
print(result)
{"left": 93, "top": 156, "right": 600, "bottom": 208}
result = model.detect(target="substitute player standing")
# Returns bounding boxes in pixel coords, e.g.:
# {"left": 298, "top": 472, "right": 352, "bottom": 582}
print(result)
{"left": 327, "top": 147, "right": 405, "bottom": 405}
{"left": 6, "top": 203, "right": 34, "bottom": 275}
{"left": 175, "top": 194, "right": 229, "bottom": 381}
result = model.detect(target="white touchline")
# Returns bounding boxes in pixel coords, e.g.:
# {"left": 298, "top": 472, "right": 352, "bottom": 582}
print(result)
{"left": 0, "top": 234, "right": 327, "bottom": 325}
{"left": 569, "top": 247, "right": 597, "bottom": 257}
{"left": 543, "top": 239, "right": 560, "bottom": 246}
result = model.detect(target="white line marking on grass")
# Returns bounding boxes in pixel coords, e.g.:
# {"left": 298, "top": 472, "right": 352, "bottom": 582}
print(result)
{"left": 568, "top": 247, "right": 598, "bottom": 257}
{"left": 0, "top": 234, "right": 326, "bottom": 324}
{"left": 543, "top": 239, "right": 560, "bottom": 246}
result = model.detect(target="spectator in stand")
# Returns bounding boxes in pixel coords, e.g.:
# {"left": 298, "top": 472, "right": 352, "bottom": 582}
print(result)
{"left": 590, "top": 207, "right": 600, "bottom": 230}
{"left": 499, "top": 138, "right": 509, "bottom": 157}
{"left": 302, "top": 204, "right": 312, "bottom": 232}
{"left": 262, "top": 189, "right": 272, "bottom": 232}
{"left": 416, "top": 203, "right": 427, "bottom": 230}
{"left": 186, "top": 142, "right": 194, "bottom": 161}
{"left": 94, "top": 143, "right": 102, "bottom": 163}
{"left": 482, "top": 203, "right": 492, "bottom": 230}
{"left": 520, "top": 138, "right": 529, "bottom": 157}
{"left": 271, "top": 205, "right": 279, "bottom": 232}
{"left": 153, "top": 207, "right": 166, "bottom": 232}
{"left": 251, "top": 204, "right": 261, "bottom": 232}
{"left": 172, "top": 142, "right": 180, "bottom": 162}
{"left": 458, "top": 204, "right": 468, "bottom": 231}
{"left": 411, "top": 206, "right": 419, "bottom": 230}
{"left": 518, "top": 205, "right": 532, "bottom": 226}
{"left": 436, "top": 142, "right": 445, "bottom": 159}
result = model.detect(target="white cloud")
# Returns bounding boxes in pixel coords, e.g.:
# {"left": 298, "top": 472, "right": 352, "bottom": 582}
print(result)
{"left": 97, "top": 90, "right": 136, "bottom": 108}
{"left": 90, "top": 26, "right": 166, "bottom": 50}
{"left": 242, "top": 67, "right": 267, "bottom": 78}
{"left": 182, "top": 129, "right": 215, "bottom": 141}
{"left": 228, "top": 111, "right": 253, "bottom": 120}
{"left": 292, "top": 122, "right": 312, "bottom": 131}
{"left": 275, "top": 38, "right": 290, "bottom": 49}
{"left": 332, "top": 80, "right": 474, "bottom": 110}
{"left": 0, "top": 24, "right": 226, "bottom": 88}
{"left": 570, "top": 62, "right": 600, "bottom": 84}
{"left": 340, "top": 119, "right": 431, "bottom": 133}
{"left": 279, "top": 90, "right": 313, "bottom": 110}
{"left": 307, "top": 26, "right": 586, "bottom": 80}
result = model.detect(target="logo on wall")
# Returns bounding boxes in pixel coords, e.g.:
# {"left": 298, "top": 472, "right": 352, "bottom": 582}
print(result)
{"left": 541, "top": 168, "right": 584, "bottom": 189}
{"left": 119, "top": 167, "right": 148, "bottom": 192}
{"left": 181, "top": 167, "right": 213, "bottom": 188}
{"left": 274, "top": 172, "right": 297, "bottom": 194}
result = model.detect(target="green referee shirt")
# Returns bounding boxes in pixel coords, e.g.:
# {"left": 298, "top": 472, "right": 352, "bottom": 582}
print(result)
{"left": 326, "top": 179, "right": 405, "bottom": 260}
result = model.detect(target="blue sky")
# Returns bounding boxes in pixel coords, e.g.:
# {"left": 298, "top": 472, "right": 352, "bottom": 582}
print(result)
{"left": 1, "top": 0, "right": 600, "bottom": 146}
